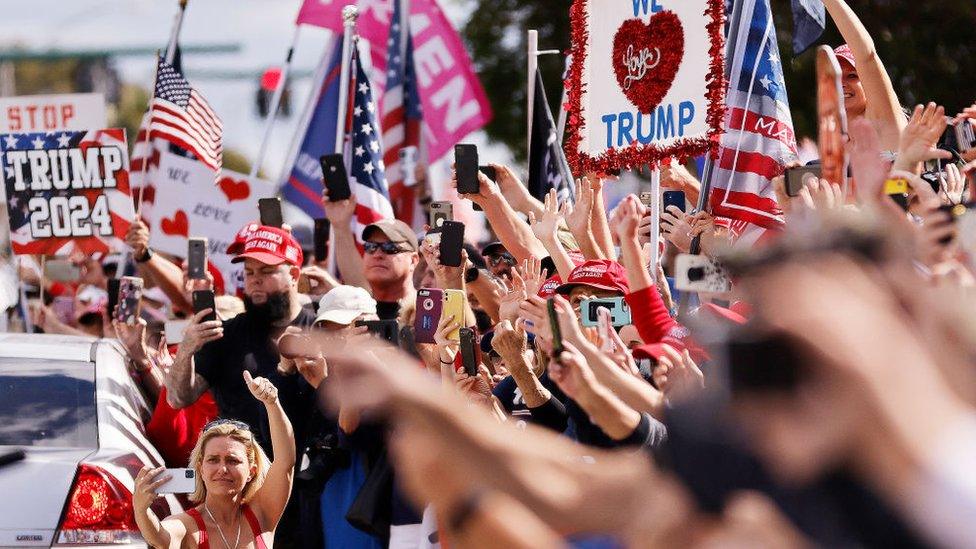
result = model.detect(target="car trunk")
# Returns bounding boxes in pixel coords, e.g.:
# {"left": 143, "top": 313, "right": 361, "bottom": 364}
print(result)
{"left": 0, "top": 447, "right": 94, "bottom": 546}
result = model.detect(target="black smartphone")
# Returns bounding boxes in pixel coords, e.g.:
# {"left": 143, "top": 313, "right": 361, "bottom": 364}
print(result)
{"left": 187, "top": 237, "right": 208, "bottom": 280}
{"left": 455, "top": 144, "right": 479, "bottom": 195}
{"left": 399, "top": 325, "right": 419, "bottom": 358}
{"left": 478, "top": 165, "right": 496, "bottom": 182}
{"left": 192, "top": 289, "right": 217, "bottom": 323}
{"left": 107, "top": 278, "right": 121, "bottom": 320}
{"left": 313, "top": 218, "right": 330, "bottom": 262}
{"left": 258, "top": 197, "right": 284, "bottom": 228}
{"left": 785, "top": 166, "right": 822, "bottom": 197}
{"left": 662, "top": 190, "right": 686, "bottom": 213}
{"left": 320, "top": 153, "right": 352, "bottom": 201}
{"left": 547, "top": 297, "right": 564, "bottom": 357}
{"left": 439, "top": 220, "right": 465, "bottom": 267}
{"left": 459, "top": 327, "right": 478, "bottom": 376}
{"left": 356, "top": 319, "right": 400, "bottom": 346}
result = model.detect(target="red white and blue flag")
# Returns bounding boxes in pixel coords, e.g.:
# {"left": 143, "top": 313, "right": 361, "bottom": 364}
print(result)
{"left": 348, "top": 47, "right": 395, "bottom": 239}
{"left": 709, "top": 0, "right": 798, "bottom": 230}
{"left": 381, "top": 0, "right": 424, "bottom": 228}
{"left": 148, "top": 58, "right": 223, "bottom": 174}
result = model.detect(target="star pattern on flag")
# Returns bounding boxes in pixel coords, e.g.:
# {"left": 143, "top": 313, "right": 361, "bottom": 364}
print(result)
{"left": 359, "top": 82, "right": 370, "bottom": 94}
{"left": 768, "top": 50, "right": 779, "bottom": 65}
{"left": 3, "top": 135, "right": 18, "bottom": 149}
{"left": 354, "top": 105, "right": 363, "bottom": 117}
{"left": 56, "top": 133, "right": 71, "bottom": 147}
{"left": 355, "top": 145, "right": 365, "bottom": 157}
{"left": 760, "top": 74, "right": 773, "bottom": 90}
{"left": 31, "top": 136, "right": 45, "bottom": 149}
{"left": 346, "top": 48, "right": 390, "bottom": 217}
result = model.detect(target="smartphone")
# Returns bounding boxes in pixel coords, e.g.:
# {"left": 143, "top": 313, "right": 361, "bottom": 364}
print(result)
{"left": 51, "top": 296, "right": 75, "bottom": 326}
{"left": 439, "top": 220, "right": 465, "bottom": 267}
{"left": 455, "top": 144, "right": 480, "bottom": 195}
{"left": 192, "top": 289, "right": 217, "bottom": 323}
{"left": 115, "top": 276, "right": 144, "bottom": 325}
{"left": 107, "top": 278, "right": 120, "bottom": 321}
{"left": 547, "top": 297, "right": 564, "bottom": 357}
{"left": 580, "top": 297, "right": 632, "bottom": 328}
{"left": 459, "top": 327, "right": 479, "bottom": 376}
{"left": 884, "top": 178, "right": 909, "bottom": 211}
{"left": 258, "top": 197, "right": 284, "bottom": 228}
{"left": 164, "top": 319, "right": 189, "bottom": 345}
{"left": 313, "top": 218, "right": 330, "bottom": 262}
{"left": 414, "top": 288, "right": 444, "bottom": 344}
{"left": 429, "top": 201, "right": 453, "bottom": 230}
{"left": 355, "top": 319, "right": 400, "bottom": 346}
{"left": 43, "top": 259, "right": 81, "bottom": 282}
{"left": 187, "top": 237, "right": 208, "bottom": 280}
{"left": 785, "top": 166, "right": 822, "bottom": 197}
{"left": 674, "top": 254, "right": 732, "bottom": 293}
{"left": 297, "top": 273, "right": 314, "bottom": 294}
{"left": 478, "top": 165, "right": 497, "bottom": 182}
{"left": 399, "top": 325, "right": 419, "bottom": 358}
{"left": 955, "top": 121, "right": 976, "bottom": 155}
{"left": 157, "top": 468, "right": 196, "bottom": 494}
{"left": 320, "top": 153, "right": 351, "bottom": 201}
{"left": 662, "top": 190, "right": 686, "bottom": 213}
{"left": 639, "top": 191, "right": 654, "bottom": 209}
{"left": 442, "top": 289, "right": 465, "bottom": 341}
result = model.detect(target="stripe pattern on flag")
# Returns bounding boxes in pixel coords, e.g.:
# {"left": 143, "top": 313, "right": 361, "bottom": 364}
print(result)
{"left": 149, "top": 58, "right": 223, "bottom": 173}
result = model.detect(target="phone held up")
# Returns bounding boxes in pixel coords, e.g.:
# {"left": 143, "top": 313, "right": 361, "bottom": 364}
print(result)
{"left": 192, "top": 289, "right": 217, "bottom": 323}
{"left": 546, "top": 297, "right": 564, "bottom": 357}
{"left": 313, "top": 218, "right": 330, "bottom": 262}
{"left": 115, "top": 276, "right": 144, "bottom": 325}
{"left": 674, "top": 254, "right": 732, "bottom": 294}
{"left": 442, "top": 289, "right": 465, "bottom": 341}
{"left": 157, "top": 468, "right": 196, "bottom": 494}
{"left": 439, "top": 220, "right": 465, "bottom": 267}
{"left": 455, "top": 144, "right": 480, "bottom": 195}
{"left": 187, "top": 237, "right": 208, "bottom": 280}
{"left": 580, "top": 297, "right": 632, "bottom": 328}
{"left": 459, "top": 327, "right": 479, "bottom": 376}
{"left": 414, "top": 288, "right": 444, "bottom": 344}
{"left": 785, "top": 166, "right": 822, "bottom": 197}
{"left": 258, "top": 197, "right": 284, "bottom": 228}
{"left": 662, "top": 190, "right": 686, "bottom": 213}
{"left": 355, "top": 319, "right": 400, "bottom": 346}
{"left": 320, "top": 153, "right": 352, "bottom": 201}
{"left": 429, "top": 201, "right": 453, "bottom": 231}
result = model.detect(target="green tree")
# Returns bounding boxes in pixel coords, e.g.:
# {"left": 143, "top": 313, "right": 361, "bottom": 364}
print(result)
{"left": 462, "top": 0, "right": 976, "bottom": 158}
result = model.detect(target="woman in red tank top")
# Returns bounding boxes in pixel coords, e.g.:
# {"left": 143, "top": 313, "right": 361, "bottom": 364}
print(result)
{"left": 132, "top": 371, "right": 296, "bottom": 548}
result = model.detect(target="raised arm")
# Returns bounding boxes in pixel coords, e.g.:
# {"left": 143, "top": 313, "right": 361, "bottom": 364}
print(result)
{"left": 586, "top": 175, "right": 616, "bottom": 259}
{"left": 126, "top": 217, "right": 193, "bottom": 315}
{"left": 321, "top": 189, "right": 368, "bottom": 290}
{"left": 165, "top": 309, "right": 217, "bottom": 409}
{"left": 456, "top": 169, "right": 549, "bottom": 263}
{"left": 822, "top": 0, "right": 905, "bottom": 149}
{"left": 132, "top": 466, "right": 188, "bottom": 548}
{"left": 528, "top": 189, "right": 577, "bottom": 280}
{"left": 244, "top": 371, "right": 295, "bottom": 528}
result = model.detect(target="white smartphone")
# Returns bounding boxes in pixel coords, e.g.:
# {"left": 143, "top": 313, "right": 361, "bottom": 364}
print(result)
{"left": 157, "top": 468, "right": 196, "bottom": 494}
{"left": 674, "top": 254, "right": 732, "bottom": 293}
{"left": 164, "top": 319, "right": 189, "bottom": 345}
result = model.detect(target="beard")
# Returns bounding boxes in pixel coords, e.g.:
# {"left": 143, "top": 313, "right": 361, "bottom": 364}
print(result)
{"left": 244, "top": 290, "right": 292, "bottom": 329}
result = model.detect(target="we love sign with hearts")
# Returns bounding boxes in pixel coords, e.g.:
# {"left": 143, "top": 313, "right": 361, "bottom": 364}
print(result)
{"left": 148, "top": 151, "right": 275, "bottom": 289}
{"left": 564, "top": 0, "right": 725, "bottom": 173}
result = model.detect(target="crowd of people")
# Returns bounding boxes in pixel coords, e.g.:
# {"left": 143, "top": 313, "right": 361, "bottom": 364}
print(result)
{"left": 6, "top": 0, "right": 976, "bottom": 547}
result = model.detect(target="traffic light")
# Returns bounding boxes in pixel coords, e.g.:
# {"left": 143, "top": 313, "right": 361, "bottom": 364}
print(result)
{"left": 256, "top": 67, "right": 290, "bottom": 118}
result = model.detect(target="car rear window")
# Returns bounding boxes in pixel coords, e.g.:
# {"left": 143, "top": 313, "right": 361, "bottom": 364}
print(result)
{"left": 0, "top": 359, "right": 97, "bottom": 448}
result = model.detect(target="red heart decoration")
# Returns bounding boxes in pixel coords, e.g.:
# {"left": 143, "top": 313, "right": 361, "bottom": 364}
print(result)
{"left": 161, "top": 210, "right": 189, "bottom": 237}
{"left": 219, "top": 176, "right": 251, "bottom": 202}
{"left": 612, "top": 12, "right": 684, "bottom": 114}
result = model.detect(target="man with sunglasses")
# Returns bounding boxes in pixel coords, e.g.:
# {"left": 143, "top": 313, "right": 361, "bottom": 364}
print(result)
{"left": 481, "top": 241, "right": 517, "bottom": 280}
{"left": 360, "top": 219, "right": 419, "bottom": 320}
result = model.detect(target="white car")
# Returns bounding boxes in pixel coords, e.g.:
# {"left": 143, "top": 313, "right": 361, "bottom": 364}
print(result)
{"left": 0, "top": 334, "right": 184, "bottom": 547}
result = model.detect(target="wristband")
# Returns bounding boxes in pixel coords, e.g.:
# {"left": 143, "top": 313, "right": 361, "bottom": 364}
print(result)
{"left": 134, "top": 247, "right": 153, "bottom": 263}
{"left": 447, "top": 489, "right": 487, "bottom": 533}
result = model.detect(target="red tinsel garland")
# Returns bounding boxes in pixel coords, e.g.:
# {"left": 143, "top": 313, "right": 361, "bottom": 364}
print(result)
{"left": 564, "top": 0, "right": 726, "bottom": 174}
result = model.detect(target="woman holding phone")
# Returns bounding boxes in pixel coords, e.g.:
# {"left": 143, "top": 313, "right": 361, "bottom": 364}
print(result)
{"left": 132, "top": 371, "right": 295, "bottom": 548}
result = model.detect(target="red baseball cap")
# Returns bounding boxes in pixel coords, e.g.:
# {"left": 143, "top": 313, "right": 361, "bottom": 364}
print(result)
{"left": 698, "top": 302, "right": 747, "bottom": 325}
{"left": 231, "top": 225, "right": 304, "bottom": 267}
{"left": 834, "top": 44, "right": 856, "bottom": 70}
{"left": 537, "top": 274, "right": 562, "bottom": 299}
{"left": 227, "top": 221, "right": 260, "bottom": 255}
{"left": 555, "top": 260, "right": 630, "bottom": 296}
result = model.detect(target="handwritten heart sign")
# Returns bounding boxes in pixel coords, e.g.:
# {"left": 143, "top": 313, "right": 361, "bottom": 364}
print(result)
{"left": 219, "top": 176, "right": 250, "bottom": 202}
{"left": 161, "top": 209, "right": 189, "bottom": 237}
{"left": 612, "top": 12, "right": 684, "bottom": 114}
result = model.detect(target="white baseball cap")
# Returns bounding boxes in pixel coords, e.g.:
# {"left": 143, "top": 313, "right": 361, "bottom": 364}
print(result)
{"left": 314, "top": 285, "right": 377, "bottom": 326}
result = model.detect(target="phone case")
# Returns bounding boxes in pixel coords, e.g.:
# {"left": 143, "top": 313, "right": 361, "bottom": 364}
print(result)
{"left": 314, "top": 218, "right": 330, "bottom": 262}
{"left": 442, "top": 290, "right": 465, "bottom": 341}
{"left": 459, "top": 327, "right": 478, "bottom": 376}
{"left": 158, "top": 468, "right": 196, "bottom": 494}
{"left": 320, "top": 154, "right": 352, "bottom": 201}
{"left": 478, "top": 165, "right": 497, "bottom": 182}
{"left": 430, "top": 201, "right": 453, "bottom": 230}
{"left": 786, "top": 166, "right": 822, "bottom": 197}
{"left": 455, "top": 144, "right": 479, "bottom": 194}
{"left": 192, "top": 290, "right": 217, "bottom": 323}
{"left": 580, "top": 297, "right": 632, "bottom": 327}
{"left": 547, "top": 298, "right": 564, "bottom": 356}
{"left": 439, "top": 220, "right": 465, "bottom": 267}
{"left": 639, "top": 191, "right": 654, "bottom": 209}
{"left": 107, "top": 279, "right": 121, "bottom": 320}
{"left": 258, "top": 197, "right": 284, "bottom": 227}
{"left": 188, "top": 238, "right": 208, "bottom": 279}
{"left": 414, "top": 289, "right": 444, "bottom": 344}
{"left": 116, "top": 276, "right": 144, "bottom": 324}
{"left": 674, "top": 254, "right": 732, "bottom": 294}
{"left": 662, "top": 191, "right": 686, "bottom": 213}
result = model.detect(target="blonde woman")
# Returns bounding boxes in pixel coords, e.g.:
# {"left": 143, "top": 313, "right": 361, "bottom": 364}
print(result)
{"left": 133, "top": 371, "right": 295, "bottom": 548}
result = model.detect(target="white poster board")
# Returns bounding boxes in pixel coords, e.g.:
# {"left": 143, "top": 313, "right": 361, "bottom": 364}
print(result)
{"left": 0, "top": 93, "right": 107, "bottom": 133}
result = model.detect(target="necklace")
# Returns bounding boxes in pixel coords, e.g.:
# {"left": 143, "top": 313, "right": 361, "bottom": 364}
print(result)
{"left": 204, "top": 504, "right": 241, "bottom": 549}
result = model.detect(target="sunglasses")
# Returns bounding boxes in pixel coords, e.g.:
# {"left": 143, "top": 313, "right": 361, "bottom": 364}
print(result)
{"left": 363, "top": 241, "right": 410, "bottom": 255}
{"left": 203, "top": 418, "right": 251, "bottom": 432}
{"left": 487, "top": 252, "right": 516, "bottom": 266}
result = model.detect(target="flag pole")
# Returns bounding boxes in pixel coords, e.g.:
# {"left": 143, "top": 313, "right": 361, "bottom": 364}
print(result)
{"left": 250, "top": 26, "right": 302, "bottom": 179}
{"left": 648, "top": 169, "right": 661, "bottom": 280}
{"left": 527, "top": 30, "right": 538, "bottom": 162}
{"left": 165, "top": 0, "right": 188, "bottom": 64}
{"left": 335, "top": 6, "right": 359, "bottom": 155}
{"left": 136, "top": 51, "right": 161, "bottom": 217}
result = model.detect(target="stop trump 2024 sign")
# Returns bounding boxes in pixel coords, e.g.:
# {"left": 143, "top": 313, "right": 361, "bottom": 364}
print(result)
{"left": 564, "top": 0, "right": 726, "bottom": 173}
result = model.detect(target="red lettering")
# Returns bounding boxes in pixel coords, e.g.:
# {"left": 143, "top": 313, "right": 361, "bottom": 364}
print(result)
{"left": 7, "top": 106, "right": 20, "bottom": 131}
{"left": 43, "top": 105, "right": 57, "bottom": 129}
{"left": 61, "top": 105, "right": 74, "bottom": 127}
{"left": 25, "top": 105, "right": 38, "bottom": 129}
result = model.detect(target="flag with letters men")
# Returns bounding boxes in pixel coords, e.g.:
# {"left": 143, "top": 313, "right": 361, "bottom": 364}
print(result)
{"left": 1, "top": 128, "right": 134, "bottom": 255}
{"left": 709, "top": 0, "right": 798, "bottom": 231}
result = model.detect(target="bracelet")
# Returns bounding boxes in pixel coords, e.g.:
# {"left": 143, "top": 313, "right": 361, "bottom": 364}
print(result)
{"left": 446, "top": 489, "right": 487, "bottom": 533}
{"left": 440, "top": 357, "right": 456, "bottom": 365}
{"left": 134, "top": 247, "right": 153, "bottom": 263}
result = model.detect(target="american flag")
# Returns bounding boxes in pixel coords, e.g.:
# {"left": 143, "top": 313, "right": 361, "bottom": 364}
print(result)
{"left": 709, "top": 0, "right": 798, "bottom": 230}
{"left": 381, "top": 0, "right": 424, "bottom": 228}
{"left": 148, "top": 58, "right": 223, "bottom": 173}
{"left": 1, "top": 129, "right": 134, "bottom": 256}
{"left": 348, "top": 47, "right": 395, "bottom": 239}
{"left": 130, "top": 46, "right": 184, "bottom": 196}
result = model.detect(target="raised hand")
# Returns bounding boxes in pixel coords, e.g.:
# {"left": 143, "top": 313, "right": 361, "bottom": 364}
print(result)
{"left": 177, "top": 309, "right": 223, "bottom": 355}
{"left": 613, "top": 194, "right": 644, "bottom": 245}
{"left": 133, "top": 466, "right": 170, "bottom": 513}
{"left": 894, "top": 103, "right": 952, "bottom": 171}
{"left": 113, "top": 318, "right": 150, "bottom": 364}
{"left": 320, "top": 187, "right": 358, "bottom": 228}
{"left": 451, "top": 164, "right": 501, "bottom": 207}
{"left": 528, "top": 189, "right": 562, "bottom": 242}
{"left": 660, "top": 205, "right": 694, "bottom": 253}
{"left": 549, "top": 341, "right": 600, "bottom": 400}
{"left": 491, "top": 319, "right": 529, "bottom": 364}
{"left": 498, "top": 271, "right": 527, "bottom": 323}
{"left": 519, "top": 256, "right": 548, "bottom": 298}
{"left": 126, "top": 216, "right": 151, "bottom": 259}
{"left": 243, "top": 370, "right": 279, "bottom": 405}
{"left": 940, "top": 162, "right": 966, "bottom": 205}
{"left": 433, "top": 314, "right": 462, "bottom": 360}
{"left": 848, "top": 118, "right": 888, "bottom": 203}
{"left": 562, "top": 179, "right": 593, "bottom": 237}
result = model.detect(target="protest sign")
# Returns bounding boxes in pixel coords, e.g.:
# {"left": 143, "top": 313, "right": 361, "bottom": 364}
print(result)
{"left": 148, "top": 151, "right": 275, "bottom": 291}
{"left": 564, "top": 0, "right": 725, "bottom": 173}
{"left": 0, "top": 128, "right": 134, "bottom": 256}
{"left": 0, "top": 93, "right": 107, "bottom": 133}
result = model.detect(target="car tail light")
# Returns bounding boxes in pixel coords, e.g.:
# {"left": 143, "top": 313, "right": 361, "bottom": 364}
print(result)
{"left": 55, "top": 464, "right": 142, "bottom": 545}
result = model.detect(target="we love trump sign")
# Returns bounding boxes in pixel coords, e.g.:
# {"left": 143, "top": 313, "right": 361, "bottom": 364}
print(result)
{"left": 564, "top": 0, "right": 726, "bottom": 173}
